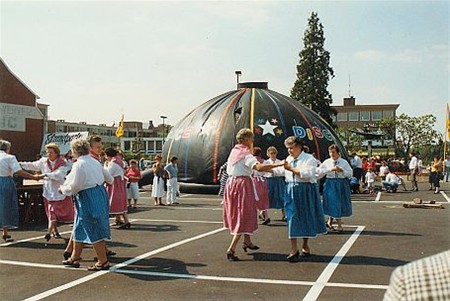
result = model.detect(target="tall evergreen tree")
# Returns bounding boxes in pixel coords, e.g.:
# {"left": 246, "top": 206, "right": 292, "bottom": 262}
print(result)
{"left": 291, "top": 12, "right": 335, "bottom": 126}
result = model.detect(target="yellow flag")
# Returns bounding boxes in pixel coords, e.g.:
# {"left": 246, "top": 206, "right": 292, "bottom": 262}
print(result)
{"left": 115, "top": 114, "right": 124, "bottom": 138}
{"left": 447, "top": 104, "right": 450, "bottom": 140}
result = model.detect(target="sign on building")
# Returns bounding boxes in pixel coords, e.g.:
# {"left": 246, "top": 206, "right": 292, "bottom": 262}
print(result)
{"left": 0, "top": 102, "right": 43, "bottom": 132}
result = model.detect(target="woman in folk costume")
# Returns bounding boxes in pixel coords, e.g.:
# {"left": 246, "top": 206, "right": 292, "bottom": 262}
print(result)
{"left": 104, "top": 148, "right": 131, "bottom": 229}
{"left": 20, "top": 143, "right": 75, "bottom": 241}
{"left": 283, "top": 136, "right": 327, "bottom": 262}
{"left": 0, "top": 140, "right": 43, "bottom": 242}
{"left": 223, "top": 128, "right": 283, "bottom": 261}
{"left": 252, "top": 147, "right": 270, "bottom": 225}
{"left": 59, "top": 139, "right": 114, "bottom": 270}
{"left": 263, "top": 146, "right": 287, "bottom": 222}
{"left": 152, "top": 154, "right": 166, "bottom": 206}
{"left": 317, "top": 144, "right": 353, "bottom": 233}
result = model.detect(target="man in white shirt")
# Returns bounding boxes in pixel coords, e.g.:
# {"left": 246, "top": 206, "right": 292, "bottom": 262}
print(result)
{"left": 350, "top": 152, "right": 363, "bottom": 181}
{"left": 408, "top": 152, "right": 419, "bottom": 191}
{"left": 382, "top": 170, "right": 399, "bottom": 192}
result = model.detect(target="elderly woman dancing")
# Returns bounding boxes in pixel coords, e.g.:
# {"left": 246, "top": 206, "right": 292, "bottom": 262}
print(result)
{"left": 59, "top": 139, "right": 114, "bottom": 270}
{"left": 20, "top": 143, "right": 74, "bottom": 241}
{"left": 223, "top": 128, "right": 284, "bottom": 261}
{"left": 0, "top": 140, "right": 43, "bottom": 242}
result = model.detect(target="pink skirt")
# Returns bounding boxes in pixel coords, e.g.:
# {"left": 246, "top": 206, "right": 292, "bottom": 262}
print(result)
{"left": 107, "top": 176, "right": 128, "bottom": 214}
{"left": 44, "top": 196, "right": 74, "bottom": 223}
{"left": 253, "top": 176, "right": 269, "bottom": 210}
{"left": 223, "top": 176, "right": 258, "bottom": 235}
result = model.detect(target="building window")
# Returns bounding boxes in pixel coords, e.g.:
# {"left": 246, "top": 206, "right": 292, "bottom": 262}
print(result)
{"left": 124, "top": 141, "right": 131, "bottom": 151}
{"left": 371, "top": 111, "right": 382, "bottom": 121}
{"left": 383, "top": 110, "right": 394, "bottom": 118}
{"left": 360, "top": 111, "right": 370, "bottom": 121}
{"left": 337, "top": 112, "right": 347, "bottom": 121}
{"left": 348, "top": 112, "right": 359, "bottom": 121}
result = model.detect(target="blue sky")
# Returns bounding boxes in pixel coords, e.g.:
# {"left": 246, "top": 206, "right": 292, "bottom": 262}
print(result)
{"left": 1, "top": 1, "right": 448, "bottom": 135}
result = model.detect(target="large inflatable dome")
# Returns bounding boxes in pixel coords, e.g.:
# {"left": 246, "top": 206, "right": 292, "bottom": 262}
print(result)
{"left": 162, "top": 82, "right": 347, "bottom": 185}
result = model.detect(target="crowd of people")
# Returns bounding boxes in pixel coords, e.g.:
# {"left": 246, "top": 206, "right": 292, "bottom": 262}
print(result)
{"left": 0, "top": 132, "right": 447, "bottom": 269}
{"left": 221, "top": 129, "right": 353, "bottom": 262}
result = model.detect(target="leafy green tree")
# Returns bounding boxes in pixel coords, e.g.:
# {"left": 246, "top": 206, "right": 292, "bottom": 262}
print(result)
{"left": 291, "top": 12, "right": 335, "bottom": 126}
{"left": 335, "top": 127, "right": 364, "bottom": 153}
{"left": 393, "top": 113, "right": 440, "bottom": 162}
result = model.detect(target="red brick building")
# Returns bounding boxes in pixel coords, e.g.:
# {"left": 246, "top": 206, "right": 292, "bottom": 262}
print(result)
{"left": 0, "top": 58, "right": 47, "bottom": 160}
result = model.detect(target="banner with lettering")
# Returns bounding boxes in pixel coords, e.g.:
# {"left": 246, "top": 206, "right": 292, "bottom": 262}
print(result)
{"left": 40, "top": 132, "right": 89, "bottom": 156}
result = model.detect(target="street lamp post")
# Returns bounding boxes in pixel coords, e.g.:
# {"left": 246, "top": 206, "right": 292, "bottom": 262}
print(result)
{"left": 160, "top": 115, "right": 167, "bottom": 146}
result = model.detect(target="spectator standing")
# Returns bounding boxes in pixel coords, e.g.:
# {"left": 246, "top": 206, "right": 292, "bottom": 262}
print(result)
{"left": 365, "top": 167, "right": 376, "bottom": 195}
{"left": 409, "top": 152, "right": 419, "bottom": 191}
{"left": 125, "top": 160, "right": 141, "bottom": 208}
{"left": 164, "top": 156, "right": 179, "bottom": 205}
{"left": 430, "top": 156, "right": 443, "bottom": 194}
{"left": 217, "top": 162, "right": 229, "bottom": 197}
{"left": 444, "top": 156, "right": 450, "bottom": 182}
{"left": 152, "top": 154, "right": 165, "bottom": 206}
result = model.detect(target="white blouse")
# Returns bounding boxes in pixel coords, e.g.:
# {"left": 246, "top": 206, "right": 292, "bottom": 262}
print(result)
{"left": 20, "top": 157, "right": 68, "bottom": 201}
{"left": 227, "top": 154, "right": 257, "bottom": 177}
{"left": 284, "top": 151, "right": 317, "bottom": 183}
{"left": 317, "top": 157, "right": 353, "bottom": 179}
{"left": 0, "top": 151, "right": 21, "bottom": 177}
{"left": 263, "top": 158, "right": 285, "bottom": 177}
{"left": 105, "top": 161, "right": 124, "bottom": 179}
{"left": 60, "top": 155, "right": 114, "bottom": 196}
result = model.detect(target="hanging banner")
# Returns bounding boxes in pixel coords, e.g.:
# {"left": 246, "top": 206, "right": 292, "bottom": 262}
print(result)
{"left": 40, "top": 132, "right": 89, "bottom": 156}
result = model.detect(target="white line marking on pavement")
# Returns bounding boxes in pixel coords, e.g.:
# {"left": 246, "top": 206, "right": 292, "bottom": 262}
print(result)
{"left": 1, "top": 219, "right": 135, "bottom": 247}
{"left": 375, "top": 192, "right": 381, "bottom": 202}
{"left": 303, "top": 226, "right": 365, "bottom": 301}
{"left": 440, "top": 191, "right": 450, "bottom": 202}
{"left": 133, "top": 218, "right": 223, "bottom": 224}
{"left": 0, "top": 259, "right": 87, "bottom": 271}
{"left": 0, "top": 230, "right": 72, "bottom": 247}
{"left": 116, "top": 269, "right": 315, "bottom": 286}
{"left": 0, "top": 258, "right": 388, "bottom": 290}
{"left": 114, "top": 269, "right": 389, "bottom": 290}
{"left": 23, "top": 227, "right": 226, "bottom": 301}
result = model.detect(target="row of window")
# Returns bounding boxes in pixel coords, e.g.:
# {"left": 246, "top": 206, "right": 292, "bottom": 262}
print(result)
{"left": 334, "top": 110, "right": 394, "bottom": 122}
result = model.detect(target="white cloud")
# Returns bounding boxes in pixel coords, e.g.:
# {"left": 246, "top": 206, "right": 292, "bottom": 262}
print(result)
{"left": 354, "top": 45, "right": 449, "bottom": 67}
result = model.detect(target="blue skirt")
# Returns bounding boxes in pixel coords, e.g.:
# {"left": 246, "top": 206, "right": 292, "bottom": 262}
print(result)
{"left": 322, "top": 178, "right": 352, "bottom": 219}
{"left": 285, "top": 182, "right": 327, "bottom": 238}
{"left": 73, "top": 185, "right": 111, "bottom": 244}
{"left": 0, "top": 177, "right": 19, "bottom": 229}
{"left": 266, "top": 176, "right": 285, "bottom": 209}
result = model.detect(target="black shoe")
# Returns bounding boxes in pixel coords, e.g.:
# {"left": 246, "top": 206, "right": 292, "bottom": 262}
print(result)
{"left": 242, "top": 242, "right": 260, "bottom": 253}
{"left": 2, "top": 235, "right": 13, "bottom": 242}
{"left": 226, "top": 250, "right": 239, "bottom": 261}
{"left": 287, "top": 251, "right": 300, "bottom": 262}
{"left": 261, "top": 218, "right": 271, "bottom": 225}
{"left": 44, "top": 234, "right": 51, "bottom": 242}
{"left": 106, "top": 250, "right": 116, "bottom": 256}
{"left": 63, "top": 252, "right": 72, "bottom": 260}
{"left": 281, "top": 216, "right": 287, "bottom": 222}
{"left": 117, "top": 222, "right": 131, "bottom": 229}
{"left": 53, "top": 233, "right": 62, "bottom": 239}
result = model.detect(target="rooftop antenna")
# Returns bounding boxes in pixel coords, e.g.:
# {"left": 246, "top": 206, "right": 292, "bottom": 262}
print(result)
{"left": 348, "top": 73, "right": 352, "bottom": 97}
{"left": 235, "top": 70, "right": 242, "bottom": 89}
